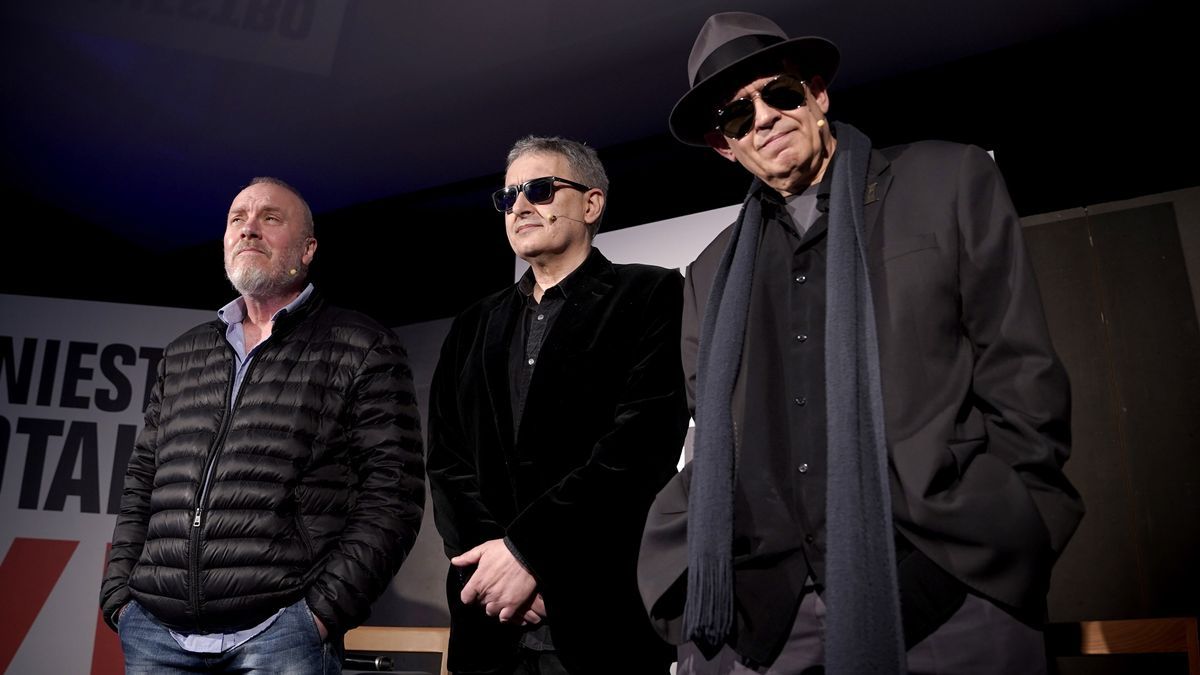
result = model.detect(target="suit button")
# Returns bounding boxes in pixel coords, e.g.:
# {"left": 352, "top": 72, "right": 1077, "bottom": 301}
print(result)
{"left": 793, "top": 396, "right": 807, "bottom": 406}
{"left": 794, "top": 275, "right": 807, "bottom": 284}
{"left": 805, "top": 534, "right": 815, "bottom": 544}
{"left": 797, "top": 463, "right": 809, "bottom": 474}
{"left": 795, "top": 334, "right": 808, "bottom": 342}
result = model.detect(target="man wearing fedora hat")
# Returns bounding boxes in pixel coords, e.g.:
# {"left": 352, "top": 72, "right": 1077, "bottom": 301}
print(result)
{"left": 638, "top": 12, "right": 1083, "bottom": 675}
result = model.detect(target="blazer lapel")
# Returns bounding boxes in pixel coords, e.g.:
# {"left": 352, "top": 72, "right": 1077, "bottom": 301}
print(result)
{"left": 520, "top": 251, "right": 616, "bottom": 430}
{"left": 863, "top": 148, "right": 892, "bottom": 247}
{"left": 539, "top": 252, "right": 615, "bottom": 358}
{"left": 482, "top": 292, "right": 519, "bottom": 459}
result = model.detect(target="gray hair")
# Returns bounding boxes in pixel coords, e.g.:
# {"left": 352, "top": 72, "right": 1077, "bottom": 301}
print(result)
{"left": 506, "top": 136, "right": 609, "bottom": 235}
{"left": 246, "top": 176, "right": 315, "bottom": 238}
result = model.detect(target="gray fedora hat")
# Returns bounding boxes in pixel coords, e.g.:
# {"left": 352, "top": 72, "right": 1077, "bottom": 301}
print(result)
{"left": 669, "top": 12, "right": 839, "bottom": 146}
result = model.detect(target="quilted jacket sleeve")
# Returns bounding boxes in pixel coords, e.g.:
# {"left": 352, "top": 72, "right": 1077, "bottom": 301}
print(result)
{"left": 305, "top": 330, "right": 425, "bottom": 634}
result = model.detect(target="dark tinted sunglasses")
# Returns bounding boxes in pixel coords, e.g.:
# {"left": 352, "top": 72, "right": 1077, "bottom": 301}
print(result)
{"left": 714, "top": 75, "right": 809, "bottom": 140}
{"left": 492, "top": 176, "right": 591, "bottom": 213}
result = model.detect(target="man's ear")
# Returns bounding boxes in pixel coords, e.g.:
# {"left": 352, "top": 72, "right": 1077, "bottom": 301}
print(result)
{"left": 704, "top": 130, "right": 737, "bottom": 162}
{"left": 807, "top": 75, "right": 831, "bottom": 115}
{"left": 583, "top": 189, "right": 606, "bottom": 225}
{"left": 302, "top": 237, "right": 317, "bottom": 265}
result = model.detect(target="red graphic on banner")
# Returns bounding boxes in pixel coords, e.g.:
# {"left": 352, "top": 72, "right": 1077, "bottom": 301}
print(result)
{"left": 92, "top": 543, "right": 123, "bottom": 674}
{"left": 0, "top": 537, "right": 78, "bottom": 672}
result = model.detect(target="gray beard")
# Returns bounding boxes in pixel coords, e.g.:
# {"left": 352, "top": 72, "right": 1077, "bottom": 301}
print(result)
{"left": 227, "top": 263, "right": 279, "bottom": 297}
{"left": 225, "top": 255, "right": 303, "bottom": 298}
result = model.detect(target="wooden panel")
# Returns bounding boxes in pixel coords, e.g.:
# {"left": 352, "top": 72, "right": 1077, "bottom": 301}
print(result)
{"left": 1047, "top": 617, "right": 1200, "bottom": 675}
{"left": 1089, "top": 204, "right": 1200, "bottom": 618}
{"left": 1022, "top": 217, "right": 1141, "bottom": 620}
{"left": 1048, "top": 617, "right": 1199, "bottom": 655}
{"left": 343, "top": 625, "right": 450, "bottom": 675}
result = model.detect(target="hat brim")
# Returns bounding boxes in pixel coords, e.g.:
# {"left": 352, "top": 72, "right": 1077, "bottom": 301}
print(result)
{"left": 668, "top": 36, "right": 840, "bottom": 147}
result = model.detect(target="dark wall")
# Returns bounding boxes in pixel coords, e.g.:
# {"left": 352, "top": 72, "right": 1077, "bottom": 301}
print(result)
{"left": 3, "top": 1, "right": 1193, "bottom": 328}
{"left": 1022, "top": 193, "right": 1200, "bottom": 674}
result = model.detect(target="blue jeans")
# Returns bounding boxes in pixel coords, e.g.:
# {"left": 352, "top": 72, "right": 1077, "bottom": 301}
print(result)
{"left": 118, "top": 599, "right": 342, "bottom": 675}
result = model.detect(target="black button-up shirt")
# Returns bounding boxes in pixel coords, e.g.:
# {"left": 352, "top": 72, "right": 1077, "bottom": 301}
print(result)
{"left": 505, "top": 263, "right": 584, "bottom": 652}
{"left": 509, "top": 268, "right": 573, "bottom": 438}
{"left": 739, "top": 179, "right": 832, "bottom": 584}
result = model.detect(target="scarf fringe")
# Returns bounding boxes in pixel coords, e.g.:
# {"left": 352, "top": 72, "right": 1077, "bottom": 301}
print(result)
{"left": 683, "top": 554, "right": 734, "bottom": 658}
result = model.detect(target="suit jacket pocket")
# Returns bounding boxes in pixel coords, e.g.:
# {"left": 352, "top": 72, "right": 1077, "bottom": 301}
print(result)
{"left": 879, "top": 232, "right": 939, "bottom": 264}
{"left": 947, "top": 436, "right": 987, "bottom": 477}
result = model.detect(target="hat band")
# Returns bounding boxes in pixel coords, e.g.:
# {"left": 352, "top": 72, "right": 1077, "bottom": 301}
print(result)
{"left": 693, "top": 33, "right": 785, "bottom": 85}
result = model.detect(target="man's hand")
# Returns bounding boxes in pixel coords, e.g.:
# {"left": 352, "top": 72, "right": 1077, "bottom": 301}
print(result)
{"left": 451, "top": 539, "right": 537, "bottom": 623}
{"left": 308, "top": 607, "right": 329, "bottom": 641}
{"left": 114, "top": 602, "right": 130, "bottom": 628}
{"left": 520, "top": 593, "right": 547, "bottom": 626}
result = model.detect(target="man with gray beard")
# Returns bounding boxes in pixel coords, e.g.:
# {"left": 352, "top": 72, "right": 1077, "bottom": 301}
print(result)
{"left": 101, "top": 177, "right": 425, "bottom": 675}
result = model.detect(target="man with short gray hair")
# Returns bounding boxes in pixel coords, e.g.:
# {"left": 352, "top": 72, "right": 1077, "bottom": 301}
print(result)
{"left": 101, "top": 177, "right": 425, "bottom": 674}
{"left": 428, "top": 136, "right": 689, "bottom": 674}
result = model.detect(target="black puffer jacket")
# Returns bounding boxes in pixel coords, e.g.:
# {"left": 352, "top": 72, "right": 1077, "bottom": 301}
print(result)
{"left": 100, "top": 293, "right": 424, "bottom": 635}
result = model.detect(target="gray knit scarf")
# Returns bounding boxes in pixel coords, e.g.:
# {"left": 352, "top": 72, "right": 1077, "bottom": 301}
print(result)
{"left": 685, "top": 121, "right": 905, "bottom": 674}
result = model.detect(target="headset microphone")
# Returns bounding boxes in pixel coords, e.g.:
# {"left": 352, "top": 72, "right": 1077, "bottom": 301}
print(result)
{"left": 530, "top": 205, "right": 585, "bottom": 225}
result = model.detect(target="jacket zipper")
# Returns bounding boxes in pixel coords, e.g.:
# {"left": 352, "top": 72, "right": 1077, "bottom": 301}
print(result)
{"left": 294, "top": 493, "right": 316, "bottom": 560}
{"left": 188, "top": 337, "right": 259, "bottom": 631}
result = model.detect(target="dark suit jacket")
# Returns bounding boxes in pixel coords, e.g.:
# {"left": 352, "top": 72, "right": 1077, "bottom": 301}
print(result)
{"left": 428, "top": 248, "right": 690, "bottom": 675}
{"left": 639, "top": 141, "right": 1084, "bottom": 654}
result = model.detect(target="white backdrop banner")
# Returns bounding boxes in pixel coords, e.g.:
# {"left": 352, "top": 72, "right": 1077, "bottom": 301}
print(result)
{"left": 0, "top": 293, "right": 212, "bottom": 674}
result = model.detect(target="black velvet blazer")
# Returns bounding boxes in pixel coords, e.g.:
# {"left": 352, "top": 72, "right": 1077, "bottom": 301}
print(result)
{"left": 428, "top": 248, "right": 690, "bottom": 675}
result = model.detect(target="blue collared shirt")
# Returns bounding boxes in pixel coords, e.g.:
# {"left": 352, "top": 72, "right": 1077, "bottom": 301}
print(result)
{"left": 217, "top": 283, "right": 315, "bottom": 408}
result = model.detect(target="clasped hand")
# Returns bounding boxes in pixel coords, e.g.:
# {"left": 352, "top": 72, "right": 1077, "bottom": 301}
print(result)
{"left": 451, "top": 539, "right": 546, "bottom": 625}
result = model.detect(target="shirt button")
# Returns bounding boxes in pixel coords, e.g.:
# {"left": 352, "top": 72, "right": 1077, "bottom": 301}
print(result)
{"left": 793, "top": 396, "right": 807, "bottom": 406}
{"left": 794, "top": 275, "right": 807, "bottom": 284}
{"left": 795, "top": 334, "right": 808, "bottom": 342}
{"left": 527, "top": 358, "right": 535, "bottom": 366}
{"left": 798, "top": 463, "right": 809, "bottom": 474}
{"left": 537, "top": 314, "right": 545, "bottom": 321}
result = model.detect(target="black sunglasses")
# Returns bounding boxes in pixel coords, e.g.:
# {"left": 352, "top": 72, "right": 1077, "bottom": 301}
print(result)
{"left": 492, "top": 176, "right": 591, "bottom": 213}
{"left": 714, "top": 75, "right": 809, "bottom": 140}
